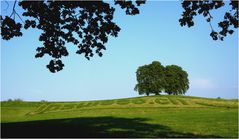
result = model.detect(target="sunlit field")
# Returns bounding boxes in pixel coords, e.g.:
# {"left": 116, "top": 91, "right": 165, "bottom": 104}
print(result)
{"left": 1, "top": 95, "right": 238, "bottom": 138}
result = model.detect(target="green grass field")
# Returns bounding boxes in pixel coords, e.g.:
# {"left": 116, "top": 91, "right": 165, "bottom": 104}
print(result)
{"left": 1, "top": 95, "right": 238, "bottom": 138}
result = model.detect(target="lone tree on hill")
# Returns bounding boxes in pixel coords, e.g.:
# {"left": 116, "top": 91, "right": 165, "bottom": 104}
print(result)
{"left": 135, "top": 61, "right": 189, "bottom": 96}
{"left": 134, "top": 61, "right": 165, "bottom": 96}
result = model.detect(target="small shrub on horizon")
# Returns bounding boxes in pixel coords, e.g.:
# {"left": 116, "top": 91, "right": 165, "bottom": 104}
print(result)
{"left": 41, "top": 100, "right": 48, "bottom": 103}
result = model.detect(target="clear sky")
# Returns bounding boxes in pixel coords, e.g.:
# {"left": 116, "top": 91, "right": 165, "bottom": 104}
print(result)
{"left": 1, "top": 1, "right": 238, "bottom": 101}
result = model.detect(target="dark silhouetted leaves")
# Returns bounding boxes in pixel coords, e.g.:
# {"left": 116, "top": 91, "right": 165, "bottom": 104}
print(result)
{"left": 1, "top": 16, "right": 22, "bottom": 40}
{"left": 47, "top": 59, "right": 64, "bottom": 73}
{"left": 210, "top": 31, "right": 219, "bottom": 40}
{"left": 179, "top": 1, "right": 238, "bottom": 41}
{"left": 1, "top": 1, "right": 145, "bottom": 73}
{"left": 1, "top": 0, "right": 237, "bottom": 73}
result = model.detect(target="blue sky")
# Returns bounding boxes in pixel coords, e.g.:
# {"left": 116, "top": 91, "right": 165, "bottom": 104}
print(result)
{"left": 1, "top": 1, "right": 238, "bottom": 101}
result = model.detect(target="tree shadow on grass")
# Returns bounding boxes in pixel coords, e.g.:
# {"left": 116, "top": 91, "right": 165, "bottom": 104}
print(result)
{"left": 1, "top": 116, "right": 221, "bottom": 138}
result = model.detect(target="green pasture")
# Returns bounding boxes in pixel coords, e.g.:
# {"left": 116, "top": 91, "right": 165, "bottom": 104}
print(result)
{"left": 1, "top": 95, "right": 238, "bottom": 138}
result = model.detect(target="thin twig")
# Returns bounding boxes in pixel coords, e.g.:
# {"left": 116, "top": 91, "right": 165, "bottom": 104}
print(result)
{"left": 208, "top": 12, "right": 213, "bottom": 19}
{"left": 16, "top": 12, "right": 24, "bottom": 23}
{"left": 9, "top": 0, "right": 24, "bottom": 23}
{"left": 10, "top": 0, "right": 17, "bottom": 18}
{"left": 208, "top": 21, "right": 214, "bottom": 31}
{"left": 3, "top": 0, "right": 9, "bottom": 13}
{"left": 207, "top": 11, "right": 214, "bottom": 31}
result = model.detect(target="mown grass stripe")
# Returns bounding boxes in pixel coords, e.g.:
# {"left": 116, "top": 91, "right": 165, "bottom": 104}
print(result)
{"left": 177, "top": 99, "right": 189, "bottom": 105}
{"left": 168, "top": 98, "right": 180, "bottom": 105}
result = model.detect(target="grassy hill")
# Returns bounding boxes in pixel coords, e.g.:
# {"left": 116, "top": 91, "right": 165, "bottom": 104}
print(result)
{"left": 1, "top": 95, "right": 238, "bottom": 138}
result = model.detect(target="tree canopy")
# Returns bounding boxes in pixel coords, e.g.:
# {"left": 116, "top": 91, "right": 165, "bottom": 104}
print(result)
{"left": 135, "top": 61, "right": 189, "bottom": 96}
{"left": 134, "top": 61, "right": 165, "bottom": 96}
{"left": 1, "top": 0, "right": 145, "bottom": 72}
{"left": 164, "top": 65, "right": 189, "bottom": 95}
{"left": 1, "top": 0, "right": 238, "bottom": 72}
{"left": 179, "top": 1, "right": 238, "bottom": 41}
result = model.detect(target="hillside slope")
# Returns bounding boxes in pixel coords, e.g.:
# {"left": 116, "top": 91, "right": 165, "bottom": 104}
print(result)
{"left": 1, "top": 95, "right": 238, "bottom": 138}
